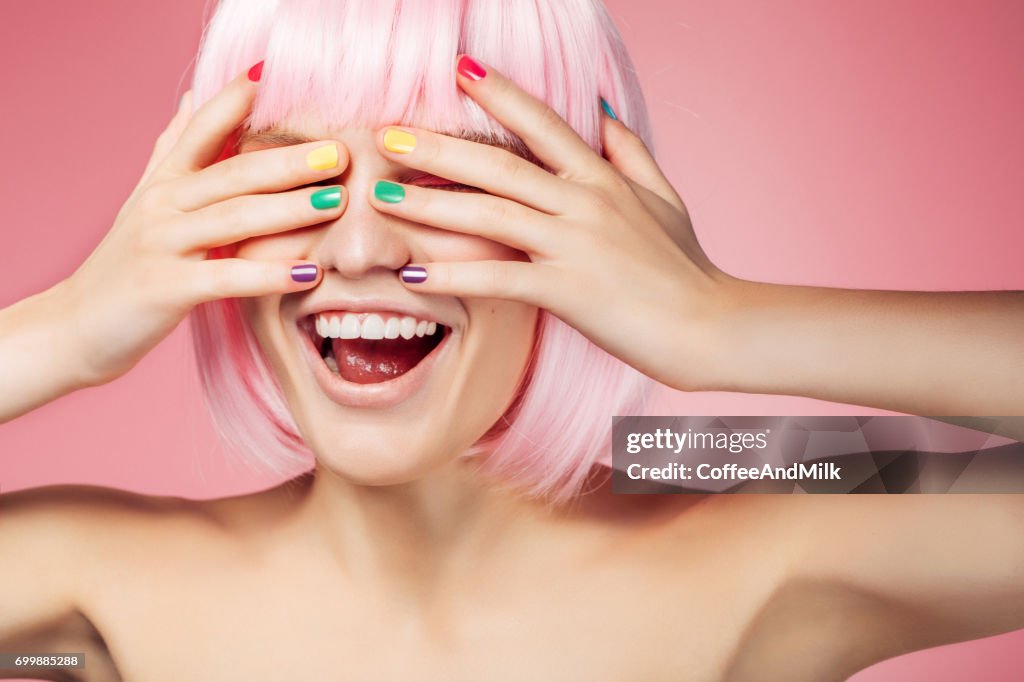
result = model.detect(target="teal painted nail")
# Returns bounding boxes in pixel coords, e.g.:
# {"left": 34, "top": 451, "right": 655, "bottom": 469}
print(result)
{"left": 310, "top": 186, "right": 342, "bottom": 210}
{"left": 600, "top": 97, "right": 618, "bottom": 120}
{"left": 374, "top": 180, "right": 405, "bottom": 204}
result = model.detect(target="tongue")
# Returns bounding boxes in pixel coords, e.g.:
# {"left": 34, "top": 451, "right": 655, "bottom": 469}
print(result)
{"left": 331, "top": 337, "right": 434, "bottom": 384}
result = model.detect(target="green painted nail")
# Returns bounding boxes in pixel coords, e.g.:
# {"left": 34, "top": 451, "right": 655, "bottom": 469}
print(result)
{"left": 374, "top": 180, "right": 405, "bottom": 204}
{"left": 600, "top": 97, "right": 618, "bottom": 121}
{"left": 310, "top": 186, "right": 342, "bottom": 210}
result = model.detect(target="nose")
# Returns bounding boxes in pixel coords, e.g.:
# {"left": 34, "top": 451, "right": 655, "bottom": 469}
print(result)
{"left": 311, "top": 179, "right": 411, "bottom": 280}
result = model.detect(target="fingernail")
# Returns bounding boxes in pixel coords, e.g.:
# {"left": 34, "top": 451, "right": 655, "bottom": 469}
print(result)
{"left": 310, "top": 186, "right": 343, "bottom": 210}
{"left": 247, "top": 61, "right": 265, "bottom": 82}
{"left": 291, "top": 264, "right": 318, "bottom": 283}
{"left": 383, "top": 128, "right": 417, "bottom": 154}
{"left": 600, "top": 97, "right": 618, "bottom": 121}
{"left": 456, "top": 55, "right": 487, "bottom": 81}
{"left": 306, "top": 144, "right": 339, "bottom": 170}
{"left": 400, "top": 266, "right": 428, "bottom": 284}
{"left": 374, "top": 180, "right": 405, "bottom": 204}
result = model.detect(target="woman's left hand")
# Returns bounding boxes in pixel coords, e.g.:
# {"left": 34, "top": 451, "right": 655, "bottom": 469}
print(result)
{"left": 371, "top": 55, "right": 736, "bottom": 391}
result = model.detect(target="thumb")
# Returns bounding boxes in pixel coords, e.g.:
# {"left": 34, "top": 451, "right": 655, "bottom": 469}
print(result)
{"left": 601, "top": 113, "right": 686, "bottom": 214}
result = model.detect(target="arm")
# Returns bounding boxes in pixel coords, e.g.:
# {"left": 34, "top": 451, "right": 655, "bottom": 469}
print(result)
{"left": 800, "top": 495, "right": 1024, "bottom": 661}
{"left": 365, "top": 57, "right": 1023, "bottom": 426}
{"left": 709, "top": 281, "right": 1024, "bottom": 417}
{"left": 0, "top": 282, "right": 87, "bottom": 422}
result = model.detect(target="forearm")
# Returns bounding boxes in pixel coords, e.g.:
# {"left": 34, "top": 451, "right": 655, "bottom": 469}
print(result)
{"left": 0, "top": 282, "right": 87, "bottom": 423}
{"left": 708, "top": 278, "right": 1024, "bottom": 416}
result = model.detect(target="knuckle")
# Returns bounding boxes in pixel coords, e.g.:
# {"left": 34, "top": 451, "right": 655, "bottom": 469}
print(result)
{"left": 206, "top": 262, "right": 238, "bottom": 298}
{"left": 496, "top": 150, "right": 524, "bottom": 180}
{"left": 417, "top": 136, "right": 442, "bottom": 165}
{"left": 602, "top": 168, "right": 634, "bottom": 196}
{"left": 579, "top": 184, "right": 617, "bottom": 218}
{"left": 433, "top": 263, "right": 453, "bottom": 288}
{"left": 410, "top": 185, "right": 433, "bottom": 214}
{"left": 538, "top": 104, "right": 565, "bottom": 130}
{"left": 135, "top": 181, "right": 172, "bottom": 212}
{"left": 283, "top": 191, "right": 309, "bottom": 223}
{"left": 488, "top": 261, "right": 512, "bottom": 294}
{"left": 480, "top": 195, "right": 510, "bottom": 227}
{"left": 219, "top": 155, "right": 249, "bottom": 187}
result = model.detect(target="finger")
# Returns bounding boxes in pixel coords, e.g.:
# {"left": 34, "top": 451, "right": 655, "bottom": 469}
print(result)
{"left": 368, "top": 180, "right": 550, "bottom": 254}
{"left": 162, "top": 63, "right": 262, "bottom": 173}
{"left": 187, "top": 258, "right": 321, "bottom": 305}
{"left": 170, "top": 140, "right": 348, "bottom": 211}
{"left": 397, "top": 260, "right": 553, "bottom": 306}
{"left": 376, "top": 126, "right": 578, "bottom": 215}
{"left": 601, "top": 113, "right": 686, "bottom": 214}
{"left": 454, "top": 55, "right": 611, "bottom": 183}
{"left": 171, "top": 185, "right": 346, "bottom": 252}
{"left": 138, "top": 90, "right": 193, "bottom": 188}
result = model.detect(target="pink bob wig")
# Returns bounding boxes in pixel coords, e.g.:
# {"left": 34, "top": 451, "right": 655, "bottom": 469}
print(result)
{"left": 189, "top": 0, "right": 657, "bottom": 503}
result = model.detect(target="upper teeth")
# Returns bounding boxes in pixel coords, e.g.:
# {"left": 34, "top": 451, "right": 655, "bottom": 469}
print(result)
{"left": 314, "top": 313, "right": 439, "bottom": 340}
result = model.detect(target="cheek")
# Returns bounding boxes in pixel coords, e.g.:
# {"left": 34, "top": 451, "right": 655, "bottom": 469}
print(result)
{"left": 461, "top": 300, "right": 539, "bottom": 412}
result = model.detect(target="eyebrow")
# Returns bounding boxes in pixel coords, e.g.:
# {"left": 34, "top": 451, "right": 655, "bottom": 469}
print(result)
{"left": 238, "top": 127, "right": 536, "bottom": 162}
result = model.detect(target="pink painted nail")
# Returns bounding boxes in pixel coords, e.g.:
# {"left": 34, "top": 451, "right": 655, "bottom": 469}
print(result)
{"left": 456, "top": 55, "right": 486, "bottom": 81}
{"left": 247, "top": 61, "right": 264, "bottom": 82}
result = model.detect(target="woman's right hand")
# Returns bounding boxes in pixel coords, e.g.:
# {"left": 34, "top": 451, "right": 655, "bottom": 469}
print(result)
{"left": 55, "top": 67, "right": 349, "bottom": 390}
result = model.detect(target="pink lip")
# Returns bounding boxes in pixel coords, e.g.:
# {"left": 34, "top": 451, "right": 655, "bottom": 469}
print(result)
{"left": 295, "top": 322, "right": 453, "bottom": 409}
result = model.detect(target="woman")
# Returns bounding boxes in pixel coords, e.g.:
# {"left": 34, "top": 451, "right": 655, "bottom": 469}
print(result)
{"left": 1, "top": 0, "right": 1022, "bottom": 680}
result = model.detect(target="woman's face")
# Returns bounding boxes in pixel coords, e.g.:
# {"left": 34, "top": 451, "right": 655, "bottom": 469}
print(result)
{"left": 236, "top": 121, "right": 538, "bottom": 485}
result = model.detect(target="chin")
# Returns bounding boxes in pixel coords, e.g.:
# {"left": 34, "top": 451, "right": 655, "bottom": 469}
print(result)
{"left": 298, "top": 411, "right": 475, "bottom": 486}
{"left": 242, "top": 293, "right": 538, "bottom": 487}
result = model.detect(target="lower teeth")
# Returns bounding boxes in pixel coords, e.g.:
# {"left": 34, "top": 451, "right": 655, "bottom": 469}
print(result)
{"left": 324, "top": 353, "right": 339, "bottom": 373}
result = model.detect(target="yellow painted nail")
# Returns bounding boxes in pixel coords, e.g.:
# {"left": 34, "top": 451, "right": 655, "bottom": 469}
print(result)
{"left": 383, "top": 128, "right": 417, "bottom": 154}
{"left": 306, "top": 144, "right": 339, "bottom": 171}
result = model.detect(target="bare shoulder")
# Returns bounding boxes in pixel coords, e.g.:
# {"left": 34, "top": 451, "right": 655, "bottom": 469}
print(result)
{"left": 0, "top": 483, "right": 222, "bottom": 551}
{"left": 0, "top": 485, "right": 209, "bottom": 678}
{"left": 0, "top": 484, "right": 237, "bottom": 604}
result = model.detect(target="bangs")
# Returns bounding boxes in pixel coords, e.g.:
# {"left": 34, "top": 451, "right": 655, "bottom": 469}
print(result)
{"left": 192, "top": 0, "right": 644, "bottom": 156}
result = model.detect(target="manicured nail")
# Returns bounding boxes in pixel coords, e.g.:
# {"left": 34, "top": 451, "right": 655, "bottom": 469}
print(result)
{"left": 374, "top": 180, "right": 405, "bottom": 204}
{"left": 247, "top": 61, "right": 264, "bottom": 82}
{"left": 310, "top": 186, "right": 343, "bottom": 210}
{"left": 600, "top": 97, "right": 618, "bottom": 121}
{"left": 291, "top": 264, "right": 318, "bottom": 283}
{"left": 383, "top": 128, "right": 417, "bottom": 154}
{"left": 400, "top": 266, "right": 428, "bottom": 284}
{"left": 457, "top": 55, "right": 486, "bottom": 81}
{"left": 306, "top": 144, "right": 339, "bottom": 170}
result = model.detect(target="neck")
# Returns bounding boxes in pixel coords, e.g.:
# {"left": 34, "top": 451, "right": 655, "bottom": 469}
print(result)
{"left": 296, "top": 458, "right": 557, "bottom": 596}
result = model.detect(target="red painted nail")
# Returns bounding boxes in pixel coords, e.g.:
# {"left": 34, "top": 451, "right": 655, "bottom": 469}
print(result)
{"left": 247, "top": 61, "right": 265, "bottom": 82}
{"left": 456, "top": 55, "right": 486, "bottom": 81}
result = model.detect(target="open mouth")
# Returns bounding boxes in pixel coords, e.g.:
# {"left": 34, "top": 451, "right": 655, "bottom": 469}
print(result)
{"left": 301, "top": 312, "right": 448, "bottom": 384}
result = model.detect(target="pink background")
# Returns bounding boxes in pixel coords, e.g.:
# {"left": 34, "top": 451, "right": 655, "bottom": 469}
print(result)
{"left": 1, "top": 1, "right": 1022, "bottom": 679}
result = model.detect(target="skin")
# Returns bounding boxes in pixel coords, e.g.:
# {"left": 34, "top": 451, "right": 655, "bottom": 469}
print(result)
{"left": 0, "top": 58, "right": 1023, "bottom": 681}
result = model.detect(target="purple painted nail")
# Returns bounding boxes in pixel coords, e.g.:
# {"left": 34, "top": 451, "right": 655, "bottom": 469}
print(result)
{"left": 400, "top": 266, "right": 427, "bottom": 284}
{"left": 291, "top": 264, "right": 319, "bottom": 283}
